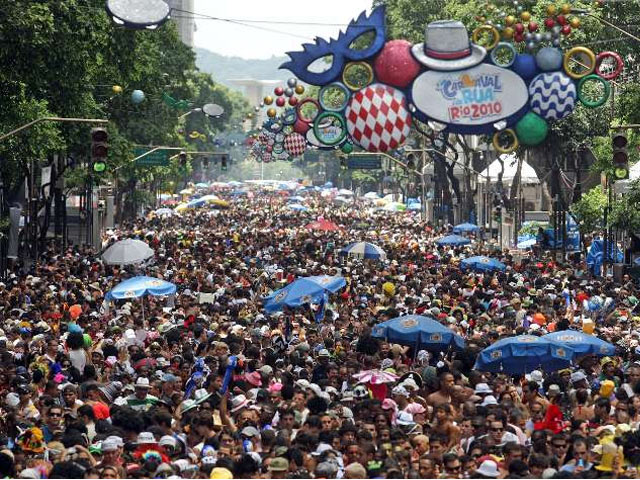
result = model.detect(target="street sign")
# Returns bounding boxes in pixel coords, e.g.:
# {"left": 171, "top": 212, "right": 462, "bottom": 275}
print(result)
{"left": 134, "top": 147, "right": 170, "bottom": 167}
{"left": 347, "top": 155, "right": 382, "bottom": 170}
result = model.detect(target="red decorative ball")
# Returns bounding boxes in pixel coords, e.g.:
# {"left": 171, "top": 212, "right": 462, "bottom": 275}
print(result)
{"left": 274, "top": 87, "right": 284, "bottom": 96}
{"left": 514, "top": 23, "right": 525, "bottom": 34}
{"left": 373, "top": 39, "right": 421, "bottom": 88}
{"left": 544, "top": 17, "right": 555, "bottom": 29}
{"left": 561, "top": 24, "right": 572, "bottom": 35}
{"left": 288, "top": 97, "right": 298, "bottom": 106}
{"left": 514, "top": 32, "right": 524, "bottom": 43}
{"left": 293, "top": 118, "right": 310, "bottom": 135}
{"left": 556, "top": 15, "right": 567, "bottom": 25}
{"left": 528, "top": 22, "right": 539, "bottom": 32}
{"left": 276, "top": 97, "right": 286, "bottom": 107}
{"left": 266, "top": 145, "right": 273, "bottom": 152}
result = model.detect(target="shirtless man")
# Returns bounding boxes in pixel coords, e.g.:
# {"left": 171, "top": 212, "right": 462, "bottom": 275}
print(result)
{"left": 427, "top": 372, "right": 455, "bottom": 407}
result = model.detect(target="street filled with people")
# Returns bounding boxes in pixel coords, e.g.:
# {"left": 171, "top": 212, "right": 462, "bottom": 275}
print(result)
{"left": 1, "top": 183, "right": 639, "bottom": 479}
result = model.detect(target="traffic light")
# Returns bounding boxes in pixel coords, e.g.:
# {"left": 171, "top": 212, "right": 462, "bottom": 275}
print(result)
{"left": 221, "top": 155, "right": 228, "bottom": 171}
{"left": 612, "top": 131, "right": 629, "bottom": 180}
{"left": 179, "top": 151, "right": 187, "bottom": 167}
{"left": 340, "top": 157, "right": 347, "bottom": 170}
{"left": 203, "top": 157, "right": 210, "bottom": 169}
{"left": 90, "top": 128, "right": 108, "bottom": 173}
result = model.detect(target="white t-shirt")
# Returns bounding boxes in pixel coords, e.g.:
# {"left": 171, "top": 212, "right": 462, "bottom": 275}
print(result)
{"left": 69, "top": 349, "right": 87, "bottom": 372}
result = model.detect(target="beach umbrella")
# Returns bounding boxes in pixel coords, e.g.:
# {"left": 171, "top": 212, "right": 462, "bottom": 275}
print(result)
{"left": 209, "top": 199, "right": 230, "bottom": 209}
{"left": 436, "top": 234, "right": 471, "bottom": 247}
{"left": 338, "top": 188, "right": 354, "bottom": 196}
{"left": 105, "top": 276, "right": 176, "bottom": 301}
{"left": 461, "top": 255, "right": 506, "bottom": 272}
{"left": 371, "top": 315, "right": 465, "bottom": 352}
{"left": 195, "top": 182, "right": 209, "bottom": 188}
{"left": 363, "top": 192, "right": 380, "bottom": 200}
{"left": 517, "top": 238, "right": 537, "bottom": 249}
{"left": 453, "top": 222, "right": 480, "bottom": 234}
{"left": 288, "top": 196, "right": 305, "bottom": 202}
{"left": 263, "top": 275, "right": 346, "bottom": 313}
{"left": 175, "top": 203, "right": 189, "bottom": 212}
{"left": 154, "top": 208, "right": 174, "bottom": 217}
{"left": 199, "top": 194, "right": 220, "bottom": 203}
{"left": 288, "top": 204, "right": 309, "bottom": 212}
{"left": 179, "top": 188, "right": 193, "bottom": 195}
{"left": 102, "top": 239, "right": 154, "bottom": 266}
{"left": 353, "top": 370, "right": 398, "bottom": 385}
{"left": 543, "top": 330, "right": 616, "bottom": 357}
{"left": 186, "top": 198, "right": 206, "bottom": 208}
{"left": 383, "top": 202, "right": 407, "bottom": 212}
{"left": 474, "top": 335, "right": 574, "bottom": 374}
{"left": 340, "top": 241, "right": 386, "bottom": 260}
{"left": 306, "top": 219, "right": 340, "bottom": 231}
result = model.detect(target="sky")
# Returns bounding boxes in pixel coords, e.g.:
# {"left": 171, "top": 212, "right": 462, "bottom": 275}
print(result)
{"left": 193, "top": 0, "right": 372, "bottom": 59}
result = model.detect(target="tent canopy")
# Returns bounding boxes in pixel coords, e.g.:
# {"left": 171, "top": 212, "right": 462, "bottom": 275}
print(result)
{"left": 478, "top": 154, "right": 539, "bottom": 185}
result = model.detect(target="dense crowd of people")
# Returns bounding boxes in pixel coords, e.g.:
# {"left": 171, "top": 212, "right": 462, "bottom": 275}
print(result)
{"left": 1, "top": 186, "right": 639, "bottom": 479}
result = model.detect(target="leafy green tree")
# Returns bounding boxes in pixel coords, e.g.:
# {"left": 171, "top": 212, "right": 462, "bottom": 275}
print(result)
{"left": 571, "top": 185, "right": 607, "bottom": 235}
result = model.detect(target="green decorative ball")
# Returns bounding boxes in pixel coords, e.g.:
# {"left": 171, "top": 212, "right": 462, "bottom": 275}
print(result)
{"left": 341, "top": 142, "right": 354, "bottom": 154}
{"left": 515, "top": 112, "right": 548, "bottom": 146}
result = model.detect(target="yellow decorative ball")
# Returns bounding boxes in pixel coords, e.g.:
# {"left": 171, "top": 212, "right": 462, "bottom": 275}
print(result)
{"left": 520, "top": 11, "right": 531, "bottom": 22}
{"left": 264, "top": 96, "right": 274, "bottom": 105}
{"left": 267, "top": 108, "right": 277, "bottom": 118}
{"left": 502, "top": 26, "right": 514, "bottom": 39}
{"left": 247, "top": 113, "right": 253, "bottom": 119}
{"left": 546, "top": 4, "right": 557, "bottom": 16}
{"left": 561, "top": 3, "right": 571, "bottom": 14}
{"left": 505, "top": 15, "right": 516, "bottom": 26}
{"left": 112, "top": 85, "right": 123, "bottom": 94}
{"left": 295, "top": 85, "right": 305, "bottom": 95}
{"left": 570, "top": 17, "right": 580, "bottom": 28}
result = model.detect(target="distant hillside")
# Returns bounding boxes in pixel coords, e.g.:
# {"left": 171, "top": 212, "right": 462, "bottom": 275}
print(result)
{"left": 195, "top": 48, "right": 291, "bottom": 89}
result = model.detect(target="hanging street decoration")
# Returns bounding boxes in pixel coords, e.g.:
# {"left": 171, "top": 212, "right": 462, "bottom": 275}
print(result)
{"left": 249, "top": 1, "right": 621, "bottom": 162}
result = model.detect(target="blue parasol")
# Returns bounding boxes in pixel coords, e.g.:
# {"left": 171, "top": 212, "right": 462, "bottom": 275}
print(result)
{"left": 461, "top": 255, "right": 506, "bottom": 272}
{"left": 474, "top": 335, "right": 574, "bottom": 374}
{"left": 453, "top": 222, "right": 480, "bottom": 234}
{"left": 371, "top": 315, "right": 465, "bottom": 352}
{"left": 543, "top": 330, "right": 616, "bottom": 357}
{"left": 263, "top": 275, "right": 346, "bottom": 314}
{"left": 436, "top": 234, "right": 471, "bottom": 246}
{"left": 340, "top": 242, "right": 386, "bottom": 260}
{"left": 105, "top": 276, "right": 176, "bottom": 301}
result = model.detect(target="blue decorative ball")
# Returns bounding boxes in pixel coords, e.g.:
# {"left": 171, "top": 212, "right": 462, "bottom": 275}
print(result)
{"left": 511, "top": 54, "right": 539, "bottom": 82}
{"left": 529, "top": 72, "right": 576, "bottom": 121}
{"left": 535, "top": 47, "right": 563, "bottom": 71}
{"left": 131, "top": 89, "right": 145, "bottom": 104}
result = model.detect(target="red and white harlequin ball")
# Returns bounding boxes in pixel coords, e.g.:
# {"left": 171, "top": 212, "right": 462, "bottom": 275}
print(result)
{"left": 345, "top": 83, "right": 412, "bottom": 153}
{"left": 283, "top": 132, "right": 306, "bottom": 157}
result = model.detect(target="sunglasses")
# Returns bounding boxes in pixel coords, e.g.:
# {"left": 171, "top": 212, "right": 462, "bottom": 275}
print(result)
{"left": 491, "top": 427, "right": 504, "bottom": 432}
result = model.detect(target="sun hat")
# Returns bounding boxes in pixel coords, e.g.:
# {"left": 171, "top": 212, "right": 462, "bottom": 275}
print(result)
{"left": 474, "top": 383, "right": 492, "bottom": 395}
{"left": 230, "top": 394, "right": 250, "bottom": 413}
{"left": 480, "top": 395, "right": 498, "bottom": 407}
{"left": 193, "top": 389, "right": 213, "bottom": 405}
{"left": 135, "top": 377, "right": 151, "bottom": 389}
{"left": 475, "top": 460, "right": 500, "bottom": 478}
{"left": 269, "top": 457, "right": 289, "bottom": 472}
{"left": 210, "top": 467, "right": 233, "bottom": 479}
{"left": 136, "top": 432, "right": 157, "bottom": 444}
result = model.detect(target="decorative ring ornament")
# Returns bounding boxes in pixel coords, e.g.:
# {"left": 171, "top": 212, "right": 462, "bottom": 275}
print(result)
{"left": 563, "top": 46, "right": 596, "bottom": 79}
{"left": 312, "top": 112, "right": 347, "bottom": 146}
{"left": 472, "top": 25, "right": 501, "bottom": 50}
{"left": 282, "top": 108, "right": 297, "bottom": 125}
{"left": 595, "top": 51, "right": 624, "bottom": 80}
{"left": 295, "top": 98, "right": 321, "bottom": 123}
{"left": 492, "top": 129, "right": 519, "bottom": 154}
{"left": 342, "top": 61, "right": 374, "bottom": 91}
{"left": 319, "top": 82, "right": 351, "bottom": 111}
{"left": 577, "top": 74, "right": 611, "bottom": 108}
{"left": 490, "top": 42, "right": 517, "bottom": 68}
